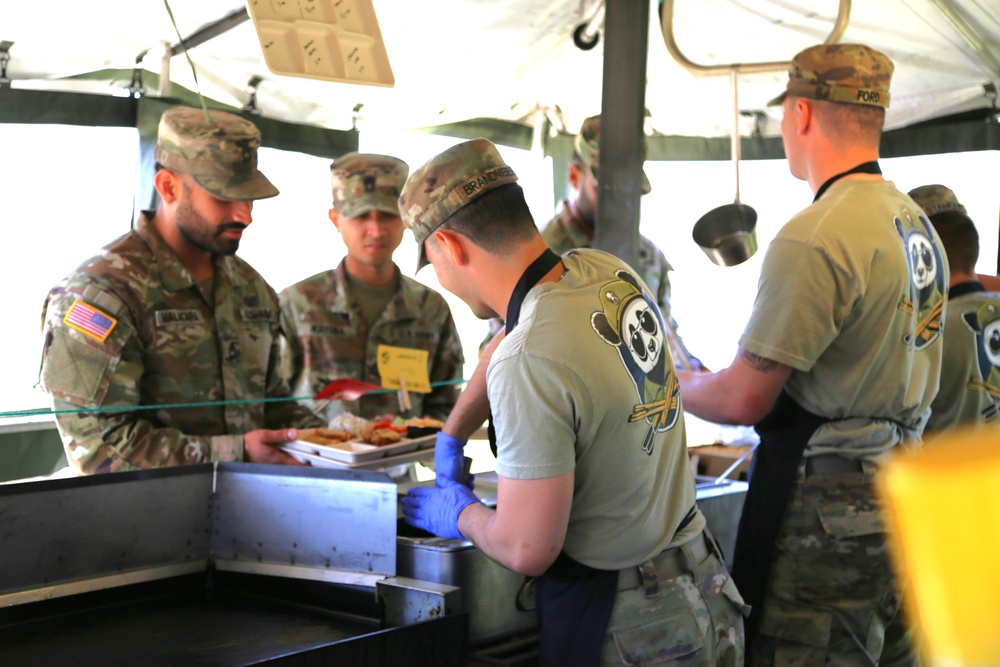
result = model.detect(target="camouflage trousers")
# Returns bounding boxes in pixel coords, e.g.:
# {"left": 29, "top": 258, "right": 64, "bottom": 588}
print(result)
{"left": 598, "top": 529, "right": 749, "bottom": 666}
{"left": 750, "top": 463, "right": 921, "bottom": 666}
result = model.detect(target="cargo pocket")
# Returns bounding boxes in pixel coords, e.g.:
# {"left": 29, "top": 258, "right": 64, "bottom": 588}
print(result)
{"left": 797, "top": 474, "right": 891, "bottom": 603}
{"left": 757, "top": 596, "right": 831, "bottom": 667}
{"left": 611, "top": 607, "right": 703, "bottom": 666}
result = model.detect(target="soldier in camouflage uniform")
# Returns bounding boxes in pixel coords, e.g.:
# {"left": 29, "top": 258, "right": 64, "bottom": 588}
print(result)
{"left": 677, "top": 44, "right": 943, "bottom": 663}
{"left": 37, "top": 106, "right": 325, "bottom": 475}
{"left": 398, "top": 138, "right": 746, "bottom": 667}
{"left": 278, "top": 153, "right": 464, "bottom": 422}
{"left": 541, "top": 115, "right": 702, "bottom": 370}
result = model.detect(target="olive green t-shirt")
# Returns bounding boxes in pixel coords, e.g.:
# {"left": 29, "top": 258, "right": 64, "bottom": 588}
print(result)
{"left": 925, "top": 284, "right": 1000, "bottom": 436}
{"left": 490, "top": 249, "right": 703, "bottom": 569}
{"left": 740, "top": 179, "right": 948, "bottom": 457}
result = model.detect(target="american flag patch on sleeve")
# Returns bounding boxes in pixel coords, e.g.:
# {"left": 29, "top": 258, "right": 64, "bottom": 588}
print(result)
{"left": 64, "top": 300, "right": 118, "bottom": 343}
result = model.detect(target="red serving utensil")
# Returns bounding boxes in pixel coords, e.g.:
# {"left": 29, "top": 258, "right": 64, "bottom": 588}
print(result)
{"left": 313, "top": 378, "right": 384, "bottom": 402}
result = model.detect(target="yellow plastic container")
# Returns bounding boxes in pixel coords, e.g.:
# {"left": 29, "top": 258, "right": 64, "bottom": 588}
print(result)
{"left": 878, "top": 428, "right": 1000, "bottom": 665}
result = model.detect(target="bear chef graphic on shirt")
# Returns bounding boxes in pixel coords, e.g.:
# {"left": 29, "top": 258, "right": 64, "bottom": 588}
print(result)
{"left": 591, "top": 269, "right": 679, "bottom": 455}
{"left": 962, "top": 300, "right": 1000, "bottom": 421}
{"left": 895, "top": 209, "right": 946, "bottom": 350}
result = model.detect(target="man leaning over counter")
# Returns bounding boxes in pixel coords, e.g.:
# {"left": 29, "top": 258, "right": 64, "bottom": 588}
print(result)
{"left": 676, "top": 44, "right": 945, "bottom": 664}
{"left": 37, "top": 106, "right": 324, "bottom": 475}
{"left": 398, "top": 138, "right": 747, "bottom": 667}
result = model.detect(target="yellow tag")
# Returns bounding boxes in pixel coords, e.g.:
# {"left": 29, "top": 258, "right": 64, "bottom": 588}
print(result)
{"left": 377, "top": 345, "right": 431, "bottom": 393}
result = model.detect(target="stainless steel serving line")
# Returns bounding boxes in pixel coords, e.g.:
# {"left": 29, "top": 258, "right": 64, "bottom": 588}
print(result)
{"left": 0, "top": 463, "right": 466, "bottom": 666}
{"left": 0, "top": 462, "right": 748, "bottom": 666}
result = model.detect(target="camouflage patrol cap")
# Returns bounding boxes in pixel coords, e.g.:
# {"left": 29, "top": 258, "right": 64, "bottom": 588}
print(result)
{"left": 399, "top": 138, "right": 518, "bottom": 270}
{"left": 154, "top": 106, "right": 278, "bottom": 201}
{"left": 574, "top": 115, "right": 651, "bottom": 194}
{"left": 768, "top": 43, "right": 893, "bottom": 109}
{"left": 908, "top": 184, "right": 967, "bottom": 216}
{"left": 330, "top": 153, "right": 408, "bottom": 218}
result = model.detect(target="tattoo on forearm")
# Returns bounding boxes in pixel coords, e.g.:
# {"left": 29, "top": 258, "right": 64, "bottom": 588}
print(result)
{"left": 741, "top": 350, "right": 779, "bottom": 372}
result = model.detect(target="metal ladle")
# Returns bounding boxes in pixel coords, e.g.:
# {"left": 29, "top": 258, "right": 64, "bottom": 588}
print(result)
{"left": 692, "top": 68, "right": 758, "bottom": 267}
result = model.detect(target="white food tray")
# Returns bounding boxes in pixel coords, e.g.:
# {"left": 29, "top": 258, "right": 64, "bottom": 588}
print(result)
{"left": 282, "top": 433, "right": 435, "bottom": 466}
{"left": 245, "top": 0, "right": 394, "bottom": 86}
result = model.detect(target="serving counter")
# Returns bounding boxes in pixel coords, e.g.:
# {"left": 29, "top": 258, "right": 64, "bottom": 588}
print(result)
{"left": 0, "top": 458, "right": 747, "bottom": 666}
{"left": 0, "top": 463, "right": 466, "bottom": 666}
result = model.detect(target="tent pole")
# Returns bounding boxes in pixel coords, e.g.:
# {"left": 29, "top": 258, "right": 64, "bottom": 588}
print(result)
{"left": 594, "top": 0, "right": 648, "bottom": 271}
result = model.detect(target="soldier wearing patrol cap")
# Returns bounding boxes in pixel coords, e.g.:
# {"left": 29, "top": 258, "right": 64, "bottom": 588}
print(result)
{"left": 398, "top": 137, "right": 746, "bottom": 667}
{"left": 908, "top": 186, "right": 1000, "bottom": 435}
{"left": 909, "top": 183, "right": 967, "bottom": 216}
{"left": 480, "top": 115, "right": 704, "bottom": 370}
{"left": 677, "top": 43, "right": 945, "bottom": 663}
{"left": 909, "top": 183, "right": 1000, "bottom": 292}
{"left": 553, "top": 115, "right": 703, "bottom": 369}
{"left": 278, "top": 153, "right": 463, "bottom": 424}
{"left": 38, "top": 105, "right": 324, "bottom": 475}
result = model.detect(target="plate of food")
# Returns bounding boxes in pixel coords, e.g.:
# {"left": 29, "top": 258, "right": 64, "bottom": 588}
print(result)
{"left": 283, "top": 414, "right": 444, "bottom": 465}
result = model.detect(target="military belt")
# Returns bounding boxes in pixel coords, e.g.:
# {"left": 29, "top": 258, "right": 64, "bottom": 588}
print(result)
{"left": 617, "top": 529, "right": 712, "bottom": 593}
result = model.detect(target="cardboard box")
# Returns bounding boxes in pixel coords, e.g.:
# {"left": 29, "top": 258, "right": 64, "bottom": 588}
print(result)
{"left": 689, "top": 444, "right": 754, "bottom": 482}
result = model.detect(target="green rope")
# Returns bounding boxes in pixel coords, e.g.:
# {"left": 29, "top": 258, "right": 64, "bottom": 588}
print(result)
{"left": 162, "top": 0, "right": 211, "bottom": 123}
{"left": 1, "top": 378, "right": 467, "bottom": 420}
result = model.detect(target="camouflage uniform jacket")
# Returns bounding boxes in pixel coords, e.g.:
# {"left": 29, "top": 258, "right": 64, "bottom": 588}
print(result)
{"left": 540, "top": 202, "right": 701, "bottom": 369}
{"left": 279, "top": 259, "right": 464, "bottom": 422}
{"left": 37, "top": 212, "right": 324, "bottom": 475}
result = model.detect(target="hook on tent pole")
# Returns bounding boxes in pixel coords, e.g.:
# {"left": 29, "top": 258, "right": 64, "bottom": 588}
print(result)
{"left": 243, "top": 76, "right": 263, "bottom": 114}
{"left": 0, "top": 41, "right": 13, "bottom": 89}
{"left": 573, "top": 1, "right": 604, "bottom": 51}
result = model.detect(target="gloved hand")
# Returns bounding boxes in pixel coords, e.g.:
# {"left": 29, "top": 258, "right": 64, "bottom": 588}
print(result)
{"left": 401, "top": 477, "right": 480, "bottom": 540}
{"left": 434, "top": 431, "right": 469, "bottom": 487}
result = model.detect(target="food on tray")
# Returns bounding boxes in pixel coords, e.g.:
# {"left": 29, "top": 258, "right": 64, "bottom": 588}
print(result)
{"left": 298, "top": 428, "right": 353, "bottom": 445}
{"left": 327, "top": 412, "right": 369, "bottom": 439}
{"left": 362, "top": 417, "right": 406, "bottom": 446}
{"left": 404, "top": 416, "right": 445, "bottom": 438}
{"left": 306, "top": 412, "right": 443, "bottom": 447}
{"left": 366, "top": 428, "right": 403, "bottom": 446}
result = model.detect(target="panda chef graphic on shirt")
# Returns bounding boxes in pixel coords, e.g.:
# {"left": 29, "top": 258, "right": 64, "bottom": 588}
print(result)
{"left": 591, "top": 269, "right": 679, "bottom": 455}
{"left": 962, "top": 300, "right": 1000, "bottom": 421}
{"left": 895, "top": 209, "right": 946, "bottom": 350}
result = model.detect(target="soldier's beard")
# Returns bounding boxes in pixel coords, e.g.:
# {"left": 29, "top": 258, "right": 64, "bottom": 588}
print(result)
{"left": 176, "top": 199, "right": 243, "bottom": 256}
{"left": 574, "top": 187, "right": 597, "bottom": 233}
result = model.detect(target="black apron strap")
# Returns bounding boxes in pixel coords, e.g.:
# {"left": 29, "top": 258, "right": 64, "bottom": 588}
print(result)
{"left": 812, "top": 161, "right": 881, "bottom": 202}
{"left": 536, "top": 553, "right": 619, "bottom": 667}
{"left": 487, "top": 248, "right": 562, "bottom": 457}
{"left": 731, "top": 391, "right": 831, "bottom": 650}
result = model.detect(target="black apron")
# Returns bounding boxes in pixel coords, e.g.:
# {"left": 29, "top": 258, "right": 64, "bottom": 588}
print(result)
{"left": 485, "top": 249, "right": 617, "bottom": 667}
{"left": 732, "top": 161, "right": 881, "bottom": 650}
{"left": 730, "top": 391, "right": 831, "bottom": 650}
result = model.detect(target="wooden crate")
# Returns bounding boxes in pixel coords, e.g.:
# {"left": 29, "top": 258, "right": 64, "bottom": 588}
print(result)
{"left": 688, "top": 444, "right": 754, "bottom": 482}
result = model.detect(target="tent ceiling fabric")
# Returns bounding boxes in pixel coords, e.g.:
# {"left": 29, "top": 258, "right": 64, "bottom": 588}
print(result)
{"left": 3, "top": 0, "right": 999, "bottom": 140}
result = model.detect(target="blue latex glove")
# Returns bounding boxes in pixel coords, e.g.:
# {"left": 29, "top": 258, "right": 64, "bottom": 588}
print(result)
{"left": 434, "top": 431, "right": 468, "bottom": 487}
{"left": 401, "top": 477, "right": 479, "bottom": 540}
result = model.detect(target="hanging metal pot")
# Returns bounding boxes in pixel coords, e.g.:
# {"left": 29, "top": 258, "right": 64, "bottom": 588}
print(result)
{"left": 692, "top": 69, "right": 758, "bottom": 267}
